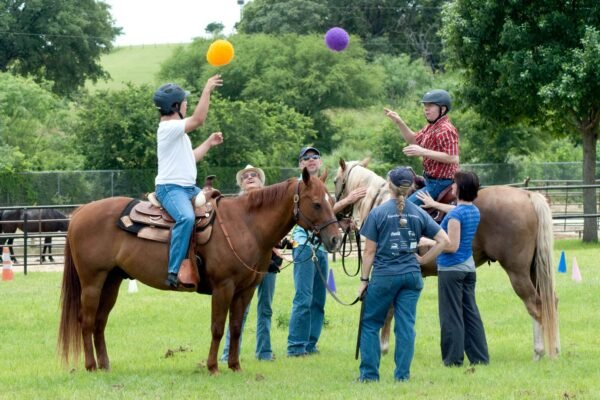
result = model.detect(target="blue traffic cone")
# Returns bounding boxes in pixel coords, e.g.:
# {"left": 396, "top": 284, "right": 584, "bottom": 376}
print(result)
{"left": 327, "top": 268, "right": 337, "bottom": 293}
{"left": 557, "top": 251, "right": 567, "bottom": 273}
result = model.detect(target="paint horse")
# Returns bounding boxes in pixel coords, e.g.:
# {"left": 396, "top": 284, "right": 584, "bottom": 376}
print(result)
{"left": 58, "top": 170, "right": 342, "bottom": 374}
{"left": 334, "top": 158, "right": 559, "bottom": 359}
{"left": 1, "top": 208, "right": 69, "bottom": 263}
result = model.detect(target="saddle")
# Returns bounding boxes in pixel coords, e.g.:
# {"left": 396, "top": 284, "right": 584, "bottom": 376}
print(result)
{"left": 118, "top": 189, "right": 221, "bottom": 244}
{"left": 413, "top": 176, "right": 456, "bottom": 222}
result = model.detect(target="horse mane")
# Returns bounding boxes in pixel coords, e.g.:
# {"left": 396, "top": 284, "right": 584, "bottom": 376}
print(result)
{"left": 343, "top": 161, "right": 386, "bottom": 192}
{"left": 244, "top": 179, "right": 294, "bottom": 210}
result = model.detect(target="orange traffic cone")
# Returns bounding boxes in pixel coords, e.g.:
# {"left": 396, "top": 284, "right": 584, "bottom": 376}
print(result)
{"left": 2, "top": 247, "right": 14, "bottom": 281}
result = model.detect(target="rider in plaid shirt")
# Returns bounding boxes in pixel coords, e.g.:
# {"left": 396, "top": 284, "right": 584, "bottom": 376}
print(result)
{"left": 384, "top": 89, "right": 459, "bottom": 206}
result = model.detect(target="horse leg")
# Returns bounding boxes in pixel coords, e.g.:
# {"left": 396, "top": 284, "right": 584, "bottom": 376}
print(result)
{"left": 8, "top": 238, "right": 17, "bottom": 263}
{"left": 80, "top": 272, "right": 109, "bottom": 371}
{"left": 380, "top": 306, "right": 394, "bottom": 355}
{"left": 227, "top": 288, "right": 255, "bottom": 371}
{"left": 94, "top": 270, "right": 124, "bottom": 370}
{"left": 42, "top": 237, "right": 53, "bottom": 262}
{"left": 207, "top": 286, "right": 235, "bottom": 375}
{"left": 504, "top": 269, "right": 544, "bottom": 359}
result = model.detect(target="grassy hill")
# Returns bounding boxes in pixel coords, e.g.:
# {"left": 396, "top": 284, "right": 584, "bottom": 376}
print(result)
{"left": 87, "top": 44, "right": 183, "bottom": 91}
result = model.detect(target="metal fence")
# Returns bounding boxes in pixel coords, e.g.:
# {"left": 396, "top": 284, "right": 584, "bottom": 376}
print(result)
{"left": 1, "top": 182, "right": 598, "bottom": 273}
{"left": 1, "top": 162, "right": 598, "bottom": 207}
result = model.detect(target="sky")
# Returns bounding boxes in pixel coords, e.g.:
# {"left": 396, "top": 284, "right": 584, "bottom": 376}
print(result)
{"left": 104, "top": 0, "right": 248, "bottom": 46}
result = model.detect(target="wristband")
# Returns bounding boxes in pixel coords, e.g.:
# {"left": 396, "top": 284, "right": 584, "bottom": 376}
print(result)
{"left": 360, "top": 277, "right": 369, "bottom": 282}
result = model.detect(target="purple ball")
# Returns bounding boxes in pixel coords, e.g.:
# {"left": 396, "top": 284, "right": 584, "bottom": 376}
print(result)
{"left": 324, "top": 27, "right": 350, "bottom": 52}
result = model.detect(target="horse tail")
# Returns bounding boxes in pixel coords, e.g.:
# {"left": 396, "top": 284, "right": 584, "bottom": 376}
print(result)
{"left": 57, "top": 237, "right": 82, "bottom": 365}
{"left": 530, "top": 191, "right": 559, "bottom": 358}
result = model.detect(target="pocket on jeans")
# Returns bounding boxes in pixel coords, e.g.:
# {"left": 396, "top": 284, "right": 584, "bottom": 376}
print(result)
{"left": 412, "top": 272, "right": 424, "bottom": 291}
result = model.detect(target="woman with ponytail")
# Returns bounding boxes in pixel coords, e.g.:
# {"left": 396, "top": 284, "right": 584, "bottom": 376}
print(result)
{"left": 356, "top": 166, "right": 449, "bottom": 382}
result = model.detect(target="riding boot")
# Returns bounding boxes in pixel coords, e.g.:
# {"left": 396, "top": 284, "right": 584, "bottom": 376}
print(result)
{"left": 177, "top": 258, "right": 199, "bottom": 289}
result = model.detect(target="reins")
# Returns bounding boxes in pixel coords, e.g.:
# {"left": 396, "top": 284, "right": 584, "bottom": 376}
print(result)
{"left": 213, "top": 179, "right": 339, "bottom": 275}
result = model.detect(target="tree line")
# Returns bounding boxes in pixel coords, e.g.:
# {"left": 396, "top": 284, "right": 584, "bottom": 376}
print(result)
{"left": 0, "top": 0, "right": 598, "bottom": 240}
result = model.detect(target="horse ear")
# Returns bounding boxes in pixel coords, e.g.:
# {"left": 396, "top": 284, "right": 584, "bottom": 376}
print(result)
{"left": 320, "top": 168, "right": 328, "bottom": 183}
{"left": 359, "top": 157, "right": 371, "bottom": 167}
{"left": 339, "top": 158, "right": 346, "bottom": 171}
{"left": 302, "top": 167, "right": 311, "bottom": 185}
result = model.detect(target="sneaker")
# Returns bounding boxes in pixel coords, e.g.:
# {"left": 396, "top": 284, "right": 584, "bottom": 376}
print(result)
{"left": 165, "top": 272, "right": 178, "bottom": 288}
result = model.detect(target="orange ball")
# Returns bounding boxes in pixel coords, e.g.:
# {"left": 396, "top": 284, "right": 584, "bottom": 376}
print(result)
{"left": 206, "top": 39, "right": 235, "bottom": 67}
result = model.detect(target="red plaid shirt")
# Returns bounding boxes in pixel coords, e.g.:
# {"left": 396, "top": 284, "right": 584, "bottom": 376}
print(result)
{"left": 415, "top": 116, "right": 459, "bottom": 179}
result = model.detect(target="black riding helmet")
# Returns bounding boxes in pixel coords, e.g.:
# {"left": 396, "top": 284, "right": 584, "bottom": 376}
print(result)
{"left": 421, "top": 89, "right": 451, "bottom": 123}
{"left": 153, "top": 83, "right": 190, "bottom": 119}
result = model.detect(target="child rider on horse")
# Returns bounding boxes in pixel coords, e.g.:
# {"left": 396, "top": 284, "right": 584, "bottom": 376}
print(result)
{"left": 152, "top": 75, "right": 223, "bottom": 289}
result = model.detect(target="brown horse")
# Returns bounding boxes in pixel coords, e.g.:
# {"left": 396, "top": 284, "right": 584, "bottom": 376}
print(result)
{"left": 58, "top": 170, "right": 342, "bottom": 374}
{"left": 334, "top": 159, "right": 559, "bottom": 359}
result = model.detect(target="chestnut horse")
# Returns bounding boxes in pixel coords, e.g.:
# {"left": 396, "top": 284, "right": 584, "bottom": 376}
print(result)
{"left": 334, "top": 159, "right": 559, "bottom": 359}
{"left": 58, "top": 170, "right": 342, "bottom": 374}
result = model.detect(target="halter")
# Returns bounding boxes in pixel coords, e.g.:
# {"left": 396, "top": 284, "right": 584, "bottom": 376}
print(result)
{"left": 215, "top": 178, "right": 339, "bottom": 275}
{"left": 293, "top": 179, "right": 340, "bottom": 235}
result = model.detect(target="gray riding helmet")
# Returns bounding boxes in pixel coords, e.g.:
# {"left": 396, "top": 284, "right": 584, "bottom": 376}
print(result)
{"left": 421, "top": 89, "right": 452, "bottom": 112}
{"left": 153, "top": 83, "right": 190, "bottom": 114}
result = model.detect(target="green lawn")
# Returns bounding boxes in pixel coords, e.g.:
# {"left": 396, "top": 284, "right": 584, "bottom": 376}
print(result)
{"left": 87, "top": 44, "right": 182, "bottom": 91}
{"left": 0, "top": 239, "right": 598, "bottom": 399}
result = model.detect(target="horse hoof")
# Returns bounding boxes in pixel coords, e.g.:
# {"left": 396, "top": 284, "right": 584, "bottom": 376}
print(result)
{"left": 533, "top": 350, "right": 545, "bottom": 361}
{"left": 228, "top": 363, "right": 241, "bottom": 372}
{"left": 208, "top": 367, "right": 220, "bottom": 376}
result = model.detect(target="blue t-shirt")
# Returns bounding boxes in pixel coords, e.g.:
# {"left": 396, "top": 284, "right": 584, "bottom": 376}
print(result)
{"left": 360, "top": 199, "right": 441, "bottom": 276}
{"left": 437, "top": 204, "right": 480, "bottom": 267}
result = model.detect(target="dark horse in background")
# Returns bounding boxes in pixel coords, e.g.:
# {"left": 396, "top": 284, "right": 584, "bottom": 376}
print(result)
{"left": 334, "top": 159, "right": 559, "bottom": 360}
{"left": 0, "top": 208, "right": 70, "bottom": 263}
{"left": 58, "top": 170, "right": 342, "bottom": 374}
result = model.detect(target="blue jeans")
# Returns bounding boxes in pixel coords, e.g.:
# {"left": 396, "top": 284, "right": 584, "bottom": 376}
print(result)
{"left": 287, "top": 246, "right": 328, "bottom": 356}
{"left": 359, "top": 272, "right": 424, "bottom": 381}
{"left": 221, "top": 273, "right": 277, "bottom": 361}
{"left": 155, "top": 184, "right": 200, "bottom": 275}
{"left": 408, "top": 177, "right": 453, "bottom": 206}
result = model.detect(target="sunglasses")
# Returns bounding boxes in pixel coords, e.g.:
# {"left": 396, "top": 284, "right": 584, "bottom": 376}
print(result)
{"left": 242, "top": 172, "right": 258, "bottom": 180}
{"left": 301, "top": 154, "right": 321, "bottom": 161}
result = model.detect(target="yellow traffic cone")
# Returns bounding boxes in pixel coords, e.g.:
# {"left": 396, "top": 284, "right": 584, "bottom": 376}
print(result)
{"left": 2, "top": 247, "right": 14, "bottom": 281}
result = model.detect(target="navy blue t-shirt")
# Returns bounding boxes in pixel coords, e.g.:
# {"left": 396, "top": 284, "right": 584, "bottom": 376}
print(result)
{"left": 360, "top": 199, "right": 441, "bottom": 276}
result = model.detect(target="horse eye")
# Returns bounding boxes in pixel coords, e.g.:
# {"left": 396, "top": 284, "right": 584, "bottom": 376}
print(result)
{"left": 312, "top": 202, "right": 322, "bottom": 210}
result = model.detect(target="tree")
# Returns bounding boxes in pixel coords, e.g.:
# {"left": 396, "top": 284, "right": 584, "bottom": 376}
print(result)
{"left": 0, "top": 0, "right": 121, "bottom": 96}
{"left": 75, "top": 84, "right": 157, "bottom": 170}
{"left": 238, "top": 0, "right": 449, "bottom": 70}
{"left": 0, "top": 72, "right": 82, "bottom": 172}
{"left": 443, "top": 1, "right": 600, "bottom": 241}
{"left": 205, "top": 22, "right": 224, "bottom": 38}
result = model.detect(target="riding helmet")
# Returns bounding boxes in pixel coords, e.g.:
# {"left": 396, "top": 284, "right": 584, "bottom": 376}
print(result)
{"left": 421, "top": 89, "right": 452, "bottom": 112}
{"left": 153, "top": 83, "right": 190, "bottom": 114}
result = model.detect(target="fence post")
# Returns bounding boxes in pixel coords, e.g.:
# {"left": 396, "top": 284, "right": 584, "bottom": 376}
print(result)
{"left": 23, "top": 208, "right": 28, "bottom": 275}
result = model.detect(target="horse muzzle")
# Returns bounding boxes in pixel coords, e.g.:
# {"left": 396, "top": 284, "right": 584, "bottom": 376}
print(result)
{"left": 319, "top": 229, "right": 342, "bottom": 253}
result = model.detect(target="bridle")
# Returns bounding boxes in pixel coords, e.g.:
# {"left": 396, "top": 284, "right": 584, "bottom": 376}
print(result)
{"left": 335, "top": 163, "right": 360, "bottom": 219}
{"left": 215, "top": 178, "right": 339, "bottom": 275}
{"left": 293, "top": 179, "right": 340, "bottom": 236}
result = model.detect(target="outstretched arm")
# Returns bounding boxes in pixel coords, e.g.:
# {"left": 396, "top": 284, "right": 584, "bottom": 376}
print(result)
{"left": 185, "top": 74, "right": 223, "bottom": 133}
{"left": 384, "top": 108, "right": 417, "bottom": 145}
{"left": 333, "top": 187, "right": 367, "bottom": 213}
{"left": 417, "top": 191, "right": 455, "bottom": 213}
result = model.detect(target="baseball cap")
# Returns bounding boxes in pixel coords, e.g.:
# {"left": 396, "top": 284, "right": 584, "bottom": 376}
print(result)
{"left": 298, "top": 146, "right": 321, "bottom": 160}
{"left": 388, "top": 167, "right": 415, "bottom": 187}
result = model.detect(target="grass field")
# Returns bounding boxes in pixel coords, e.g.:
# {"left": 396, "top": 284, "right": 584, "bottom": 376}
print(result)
{"left": 87, "top": 44, "right": 182, "bottom": 91}
{"left": 1, "top": 239, "right": 599, "bottom": 399}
